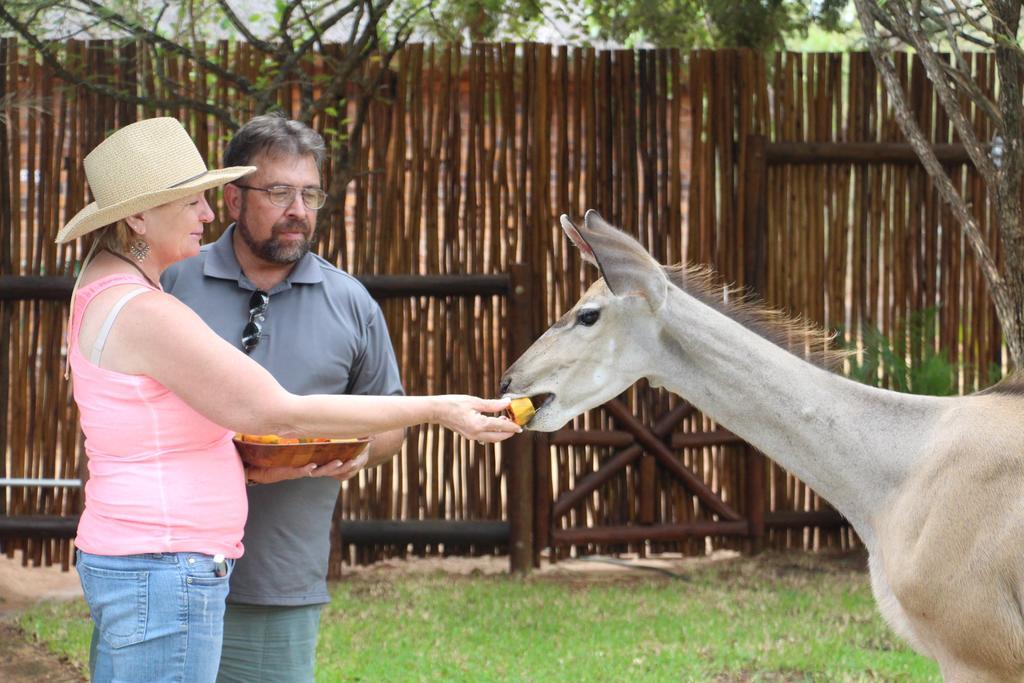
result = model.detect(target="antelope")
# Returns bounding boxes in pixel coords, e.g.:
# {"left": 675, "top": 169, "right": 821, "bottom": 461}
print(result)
{"left": 499, "top": 210, "right": 1024, "bottom": 682}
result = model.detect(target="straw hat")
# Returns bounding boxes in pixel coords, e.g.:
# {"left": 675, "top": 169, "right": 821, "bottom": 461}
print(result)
{"left": 55, "top": 117, "right": 256, "bottom": 244}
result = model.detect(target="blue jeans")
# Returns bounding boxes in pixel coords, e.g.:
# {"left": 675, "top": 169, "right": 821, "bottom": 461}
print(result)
{"left": 77, "top": 549, "right": 234, "bottom": 683}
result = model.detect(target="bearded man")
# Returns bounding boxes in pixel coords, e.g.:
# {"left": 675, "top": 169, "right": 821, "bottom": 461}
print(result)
{"left": 163, "top": 113, "right": 405, "bottom": 683}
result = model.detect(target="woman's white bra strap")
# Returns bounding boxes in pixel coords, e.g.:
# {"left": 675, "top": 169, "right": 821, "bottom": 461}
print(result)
{"left": 91, "top": 288, "right": 150, "bottom": 365}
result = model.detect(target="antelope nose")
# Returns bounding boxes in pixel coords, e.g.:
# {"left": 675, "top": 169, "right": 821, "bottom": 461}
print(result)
{"left": 498, "top": 376, "right": 511, "bottom": 396}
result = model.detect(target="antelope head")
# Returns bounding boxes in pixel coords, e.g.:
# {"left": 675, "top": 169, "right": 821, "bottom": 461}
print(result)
{"left": 499, "top": 210, "right": 670, "bottom": 431}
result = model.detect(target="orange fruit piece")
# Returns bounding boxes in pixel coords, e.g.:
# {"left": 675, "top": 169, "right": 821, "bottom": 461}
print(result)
{"left": 236, "top": 434, "right": 282, "bottom": 444}
{"left": 506, "top": 397, "right": 535, "bottom": 426}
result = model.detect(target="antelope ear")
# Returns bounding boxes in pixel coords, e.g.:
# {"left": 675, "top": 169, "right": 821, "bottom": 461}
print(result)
{"left": 559, "top": 215, "right": 601, "bottom": 269}
{"left": 580, "top": 209, "right": 667, "bottom": 311}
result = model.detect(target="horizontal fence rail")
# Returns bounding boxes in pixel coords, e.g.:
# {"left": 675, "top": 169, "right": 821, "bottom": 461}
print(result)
{"left": 0, "top": 275, "right": 75, "bottom": 300}
{"left": 763, "top": 141, "right": 976, "bottom": 165}
{"left": 0, "top": 514, "right": 512, "bottom": 547}
{"left": 0, "top": 274, "right": 513, "bottom": 301}
{"left": 0, "top": 478, "right": 81, "bottom": 487}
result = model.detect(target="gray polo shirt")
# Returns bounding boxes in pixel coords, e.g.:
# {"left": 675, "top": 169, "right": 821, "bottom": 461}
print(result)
{"left": 162, "top": 226, "right": 403, "bottom": 605}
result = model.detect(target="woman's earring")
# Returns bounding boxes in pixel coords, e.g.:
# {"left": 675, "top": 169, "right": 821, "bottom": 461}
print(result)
{"left": 129, "top": 238, "right": 151, "bottom": 263}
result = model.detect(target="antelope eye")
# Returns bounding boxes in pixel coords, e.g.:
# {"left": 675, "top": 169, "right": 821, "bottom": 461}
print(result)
{"left": 577, "top": 309, "right": 600, "bottom": 326}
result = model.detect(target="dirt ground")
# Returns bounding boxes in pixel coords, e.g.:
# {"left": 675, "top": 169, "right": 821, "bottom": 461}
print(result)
{"left": 0, "top": 555, "right": 86, "bottom": 683}
{"left": 340, "top": 548, "right": 754, "bottom": 581}
{"left": 0, "top": 621, "right": 85, "bottom": 683}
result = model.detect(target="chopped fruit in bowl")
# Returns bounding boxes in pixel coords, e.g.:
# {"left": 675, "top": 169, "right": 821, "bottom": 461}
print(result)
{"left": 233, "top": 434, "right": 372, "bottom": 469}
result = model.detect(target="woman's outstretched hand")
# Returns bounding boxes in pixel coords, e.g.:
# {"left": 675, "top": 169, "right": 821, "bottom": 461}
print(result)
{"left": 435, "top": 396, "right": 520, "bottom": 442}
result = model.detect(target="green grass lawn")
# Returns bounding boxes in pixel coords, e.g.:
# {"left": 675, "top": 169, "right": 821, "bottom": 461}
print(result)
{"left": 17, "top": 552, "right": 940, "bottom": 682}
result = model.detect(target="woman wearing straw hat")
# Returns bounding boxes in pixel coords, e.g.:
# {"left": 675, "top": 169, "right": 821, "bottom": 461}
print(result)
{"left": 58, "top": 117, "right": 519, "bottom": 682}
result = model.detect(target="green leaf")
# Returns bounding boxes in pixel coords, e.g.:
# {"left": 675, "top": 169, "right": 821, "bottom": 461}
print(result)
{"left": 844, "top": 308, "right": 958, "bottom": 396}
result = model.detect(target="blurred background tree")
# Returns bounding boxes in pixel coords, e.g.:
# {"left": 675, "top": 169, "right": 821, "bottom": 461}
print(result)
{"left": 0, "top": 0, "right": 425, "bottom": 209}
{"left": 383, "top": 0, "right": 850, "bottom": 50}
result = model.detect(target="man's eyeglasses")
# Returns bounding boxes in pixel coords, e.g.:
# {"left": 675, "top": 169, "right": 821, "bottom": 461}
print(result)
{"left": 234, "top": 183, "right": 327, "bottom": 210}
{"left": 242, "top": 290, "right": 269, "bottom": 353}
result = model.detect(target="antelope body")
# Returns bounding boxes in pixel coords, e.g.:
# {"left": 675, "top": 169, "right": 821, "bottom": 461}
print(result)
{"left": 500, "top": 210, "right": 1024, "bottom": 682}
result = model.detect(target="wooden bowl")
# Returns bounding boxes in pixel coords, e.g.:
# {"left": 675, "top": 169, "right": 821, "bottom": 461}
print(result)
{"left": 233, "top": 436, "right": 372, "bottom": 469}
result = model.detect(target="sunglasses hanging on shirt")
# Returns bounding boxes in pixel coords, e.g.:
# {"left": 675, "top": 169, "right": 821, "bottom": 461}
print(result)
{"left": 242, "top": 289, "right": 269, "bottom": 353}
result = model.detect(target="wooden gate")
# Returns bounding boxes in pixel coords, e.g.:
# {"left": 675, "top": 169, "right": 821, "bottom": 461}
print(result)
{"left": 530, "top": 397, "right": 850, "bottom": 564}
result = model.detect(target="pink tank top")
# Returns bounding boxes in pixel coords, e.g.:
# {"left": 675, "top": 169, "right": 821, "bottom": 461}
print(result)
{"left": 70, "top": 273, "right": 246, "bottom": 558}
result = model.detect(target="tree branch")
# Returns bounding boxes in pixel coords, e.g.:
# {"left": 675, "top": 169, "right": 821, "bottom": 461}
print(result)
{"left": 304, "top": 0, "right": 384, "bottom": 120}
{"left": 888, "top": 1, "right": 999, "bottom": 181}
{"left": 151, "top": 2, "right": 169, "bottom": 35}
{"left": 931, "top": 9, "right": 1004, "bottom": 127}
{"left": 70, "top": 0, "right": 252, "bottom": 90}
{"left": 0, "top": 3, "right": 239, "bottom": 129}
{"left": 339, "top": 3, "right": 413, "bottom": 143}
{"left": 320, "top": 1, "right": 417, "bottom": 216}
{"left": 948, "top": 0, "right": 1024, "bottom": 58}
{"left": 925, "top": 3, "right": 992, "bottom": 46}
{"left": 299, "top": 2, "right": 329, "bottom": 55}
{"left": 214, "top": 0, "right": 276, "bottom": 53}
{"left": 854, "top": 0, "right": 1006, "bottom": 306}
{"left": 279, "top": 0, "right": 307, "bottom": 41}
{"left": 260, "top": 0, "right": 364, "bottom": 112}
{"left": 51, "top": 1, "right": 242, "bottom": 86}
{"left": 871, "top": 0, "right": 1003, "bottom": 127}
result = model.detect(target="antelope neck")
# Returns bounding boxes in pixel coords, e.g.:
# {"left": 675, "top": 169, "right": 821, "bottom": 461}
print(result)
{"left": 649, "top": 286, "right": 948, "bottom": 540}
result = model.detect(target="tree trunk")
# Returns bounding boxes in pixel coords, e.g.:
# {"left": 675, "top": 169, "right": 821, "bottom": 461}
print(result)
{"left": 856, "top": 0, "right": 1024, "bottom": 369}
{"left": 992, "top": 3, "right": 1024, "bottom": 368}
